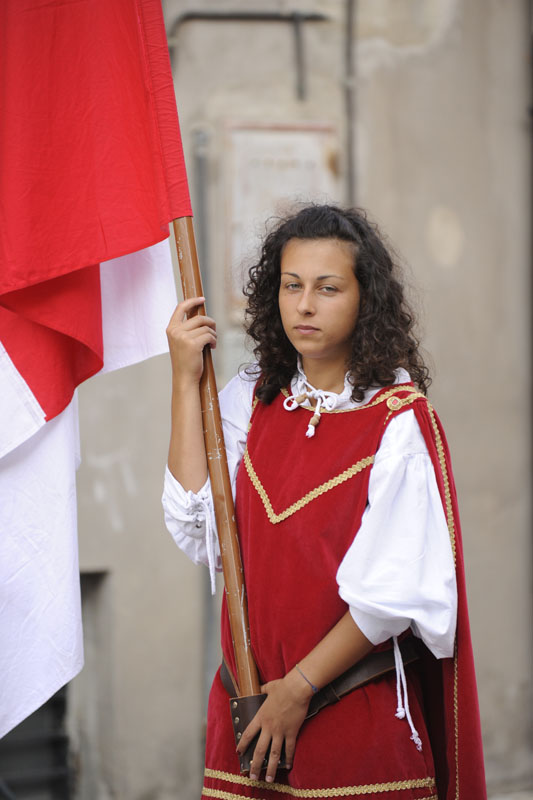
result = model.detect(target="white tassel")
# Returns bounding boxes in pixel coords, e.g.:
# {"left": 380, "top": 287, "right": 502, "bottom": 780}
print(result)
{"left": 393, "top": 637, "right": 422, "bottom": 751}
{"left": 394, "top": 636, "right": 406, "bottom": 719}
{"left": 282, "top": 381, "right": 337, "bottom": 438}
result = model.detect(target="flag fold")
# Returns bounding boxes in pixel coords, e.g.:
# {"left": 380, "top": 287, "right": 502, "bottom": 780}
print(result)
{"left": 0, "top": 0, "right": 191, "bottom": 736}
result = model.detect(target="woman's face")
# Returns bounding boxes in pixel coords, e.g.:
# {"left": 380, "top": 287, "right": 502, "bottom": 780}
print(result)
{"left": 278, "top": 238, "right": 360, "bottom": 368}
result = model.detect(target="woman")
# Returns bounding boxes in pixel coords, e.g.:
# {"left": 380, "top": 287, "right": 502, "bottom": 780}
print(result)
{"left": 162, "top": 205, "right": 486, "bottom": 799}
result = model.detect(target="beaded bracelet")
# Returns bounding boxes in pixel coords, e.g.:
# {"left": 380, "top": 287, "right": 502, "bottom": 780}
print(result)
{"left": 295, "top": 663, "right": 319, "bottom": 694}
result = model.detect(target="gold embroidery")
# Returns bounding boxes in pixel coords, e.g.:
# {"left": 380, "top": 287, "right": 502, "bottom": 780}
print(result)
{"left": 248, "top": 396, "right": 260, "bottom": 432}
{"left": 203, "top": 791, "right": 436, "bottom": 800}
{"left": 425, "top": 403, "right": 459, "bottom": 799}
{"left": 244, "top": 449, "right": 374, "bottom": 524}
{"left": 279, "top": 385, "right": 415, "bottom": 414}
{"left": 426, "top": 404, "right": 456, "bottom": 561}
{"left": 384, "top": 392, "right": 426, "bottom": 423}
{"left": 204, "top": 769, "right": 436, "bottom": 797}
{"left": 386, "top": 396, "right": 402, "bottom": 410}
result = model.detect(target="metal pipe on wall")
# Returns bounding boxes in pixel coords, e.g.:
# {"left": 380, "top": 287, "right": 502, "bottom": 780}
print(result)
{"left": 344, "top": 0, "right": 357, "bottom": 205}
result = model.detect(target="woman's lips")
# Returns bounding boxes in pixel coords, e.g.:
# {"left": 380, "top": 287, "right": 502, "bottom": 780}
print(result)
{"left": 295, "top": 325, "right": 319, "bottom": 333}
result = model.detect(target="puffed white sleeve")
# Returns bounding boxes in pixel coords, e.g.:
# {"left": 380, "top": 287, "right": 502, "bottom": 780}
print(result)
{"left": 162, "top": 371, "right": 255, "bottom": 592}
{"left": 336, "top": 409, "right": 457, "bottom": 659}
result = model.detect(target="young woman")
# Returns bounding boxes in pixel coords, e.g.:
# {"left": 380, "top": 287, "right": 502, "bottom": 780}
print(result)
{"left": 162, "top": 205, "right": 486, "bottom": 800}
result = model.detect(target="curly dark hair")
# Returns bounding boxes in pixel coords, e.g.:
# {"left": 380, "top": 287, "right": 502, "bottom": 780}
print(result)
{"left": 244, "top": 204, "right": 431, "bottom": 404}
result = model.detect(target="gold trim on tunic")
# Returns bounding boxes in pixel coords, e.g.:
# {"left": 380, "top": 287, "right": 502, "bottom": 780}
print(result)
{"left": 279, "top": 385, "right": 424, "bottom": 415}
{"left": 203, "top": 768, "right": 436, "bottom": 797}
{"left": 243, "top": 449, "right": 374, "bottom": 524}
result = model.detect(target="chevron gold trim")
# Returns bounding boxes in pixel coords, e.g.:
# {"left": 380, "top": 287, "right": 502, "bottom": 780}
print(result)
{"left": 244, "top": 450, "right": 374, "bottom": 524}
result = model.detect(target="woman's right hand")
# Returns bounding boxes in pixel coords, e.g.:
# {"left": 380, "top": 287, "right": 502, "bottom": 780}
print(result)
{"left": 166, "top": 297, "right": 217, "bottom": 387}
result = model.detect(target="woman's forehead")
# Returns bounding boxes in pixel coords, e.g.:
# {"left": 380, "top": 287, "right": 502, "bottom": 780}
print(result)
{"left": 280, "top": 238, "right": 356, "bottom": 270}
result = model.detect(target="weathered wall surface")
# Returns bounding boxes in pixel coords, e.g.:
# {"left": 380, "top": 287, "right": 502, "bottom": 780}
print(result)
{"left": 354, "top": 1, "right": 532, "bottom": 789}
{"left": 72, "top": 1, "right": 531, "bottom": 797}
{"left": 73, "top": 355, "right": 205, "bottom": 799}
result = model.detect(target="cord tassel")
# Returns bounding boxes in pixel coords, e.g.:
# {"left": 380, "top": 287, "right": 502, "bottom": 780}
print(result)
{"left": 393, "top": 637, "right": 422, "bottom": 751}
{"left": 284, "top": 388, "right": 333, "bottom": 438}
{"left": 306, "top": 414, "right": 320, "bottom": 437}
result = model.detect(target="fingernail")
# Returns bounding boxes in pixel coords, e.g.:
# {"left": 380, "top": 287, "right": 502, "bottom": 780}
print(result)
{"left": 266, "top": 776, "right": 273, "bottom": 783}
{"left": 250, "top": 774, "right": 257, "bottom": 781}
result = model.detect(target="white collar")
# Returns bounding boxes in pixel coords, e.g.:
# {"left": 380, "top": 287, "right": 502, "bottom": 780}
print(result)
{"left": 292, "top": 357, "right": 354, "bottom": 407}
{"left": 284, "top": 359, "right": 411, "bottom": 437}
{"left": 290, "top": 358, "right": 411, "bottom": 411}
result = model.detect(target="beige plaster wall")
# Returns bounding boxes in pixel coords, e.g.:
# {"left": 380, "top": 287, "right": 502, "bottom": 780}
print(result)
{"left": 73, "top": 354, "right": 205, "bottom": 799}
{"left": 353, "top": 0, "right": 532, "bottom": 788}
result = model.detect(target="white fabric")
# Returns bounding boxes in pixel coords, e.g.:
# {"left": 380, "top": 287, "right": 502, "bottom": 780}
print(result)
{"left": 337, "top": 412, "right": 457, "bottom": 658}
{"left": 0, "top": 238, "right": 177, "bottom": 737}
{"left": 162, "top": 366, "right": 457, "bottom": 660}
{"left": 0, "top": 342, "right": 47, "bottom": 459}
{"left": 99, "top": 238, "right": 177, "bottom": 373}
{"left": 0, "top": 398, "right": 83, "bottom": 737}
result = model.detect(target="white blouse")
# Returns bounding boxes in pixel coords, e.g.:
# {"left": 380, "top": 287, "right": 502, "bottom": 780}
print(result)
{"left": 162, "top": 366, "right": 457, "bottom": 661}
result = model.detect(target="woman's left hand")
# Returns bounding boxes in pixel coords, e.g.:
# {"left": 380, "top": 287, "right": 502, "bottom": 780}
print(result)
{"left": 236, "top": 670, "right": 313, "bottom": 783}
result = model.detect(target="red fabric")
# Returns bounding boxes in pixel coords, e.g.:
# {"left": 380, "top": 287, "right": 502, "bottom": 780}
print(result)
{"left": 203, "top": 386, "right": 486, "bottom": 800}
{"left": 224, "top": 389, "right": 383, "bottom": 682}
{"left": 0, "top": 267, "right": 102, "bottom": 420}
{"left": 0, "top": 0, "right": 191, "bottom": 421}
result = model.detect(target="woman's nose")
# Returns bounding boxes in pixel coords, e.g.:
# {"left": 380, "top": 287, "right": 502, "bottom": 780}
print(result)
{"left": 297, "top": 289, "right": 315, "bottom": 315}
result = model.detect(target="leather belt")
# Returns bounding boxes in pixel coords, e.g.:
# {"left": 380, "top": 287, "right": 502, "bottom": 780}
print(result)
{"left": 220, "top": 637, "right": 421, "bottom": 774}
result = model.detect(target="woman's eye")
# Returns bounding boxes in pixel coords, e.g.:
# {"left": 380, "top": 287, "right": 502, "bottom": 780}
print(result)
{"left": 320, "top": 285, "right": 338, "bottom": 294}
{"left": 285, "top": 282, "right": 301, "bottom": 290}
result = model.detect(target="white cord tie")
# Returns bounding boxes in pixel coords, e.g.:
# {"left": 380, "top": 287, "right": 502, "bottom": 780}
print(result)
{"left": 393, "top": 636, "right": 422, "bottom": 751}
{"left": 283, "top": 384, "right": 340, "bottom": 438}
{"left": 199, "top": 496, "right": 217, "bottom": 595}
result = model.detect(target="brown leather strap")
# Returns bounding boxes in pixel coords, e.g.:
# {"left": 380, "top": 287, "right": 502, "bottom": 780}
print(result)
{"left": 306, "top": 637, "right": 420, "bottom": 719}
{"left": 221, "top": 637, "right": 420, "bottom": 714}
{"left": 222, "top": 656, "right": 239, "bottom": 695}
{"left": 221, "top": 637, "right": 421, "bottom": 774}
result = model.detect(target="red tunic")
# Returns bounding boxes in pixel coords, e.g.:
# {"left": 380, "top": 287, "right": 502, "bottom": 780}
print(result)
{"left": 201, "top": 384, "right": 486, "bottom": 800}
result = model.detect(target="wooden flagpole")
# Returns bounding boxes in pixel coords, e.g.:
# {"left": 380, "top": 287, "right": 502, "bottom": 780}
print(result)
{"left": 172, "top": 217, "right": 261, "bottom": 698}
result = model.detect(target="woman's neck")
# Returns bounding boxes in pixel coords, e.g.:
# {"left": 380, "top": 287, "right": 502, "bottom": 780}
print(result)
{"left": 300, "top": 357, "right": 348, "bottom": 394}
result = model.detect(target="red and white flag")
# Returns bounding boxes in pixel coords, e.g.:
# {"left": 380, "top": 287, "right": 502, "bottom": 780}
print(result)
{"left": 0, "top": 0, "right": 191, "bottom": 735}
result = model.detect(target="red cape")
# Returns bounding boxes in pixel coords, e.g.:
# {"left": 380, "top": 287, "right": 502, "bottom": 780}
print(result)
{"left": 412, "top": 398, "right": 486, "bottom": 800}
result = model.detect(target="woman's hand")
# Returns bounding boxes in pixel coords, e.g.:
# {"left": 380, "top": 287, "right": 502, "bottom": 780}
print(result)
{"left": 236, "top": 670, "right": 313, "bottom": 783}
{"left": 166, "top": 297, "right": 217, "bottom": 387}
{"left": 236, "top": 614, "right": 373, "bottom": 784}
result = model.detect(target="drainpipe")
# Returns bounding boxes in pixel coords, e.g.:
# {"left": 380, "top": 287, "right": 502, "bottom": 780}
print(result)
{"left": 344, "top": 0, "right": 357, "bottom": 205}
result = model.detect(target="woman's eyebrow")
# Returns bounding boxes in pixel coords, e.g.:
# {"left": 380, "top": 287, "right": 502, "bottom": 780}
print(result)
{"left": 280, "top": 272, "right": 344, "bottom": 280}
